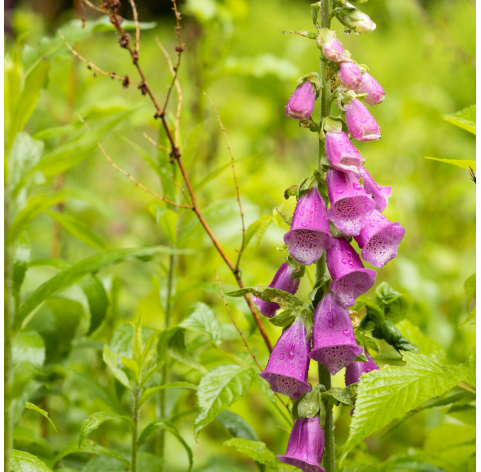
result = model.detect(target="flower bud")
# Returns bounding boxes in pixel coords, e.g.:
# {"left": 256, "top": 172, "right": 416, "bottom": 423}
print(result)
{"left": 359, "top": 167, "right": 392, "bottom": 213}
{"left": 337, "top": 7, "right": 376, "bottom": 34}
{"left": 259, "top": 319, "right": 312, "bottom": 399}
{"left": 285, "top": 80, "right": 317, "bottom": 120}
{"left": 337, "top": 62, "right": 362, "bottom": 90}
{"left": 354, "top": 210, "right": 405, "bottom": 268}
{"left": 326, "top": 168, "right": 375, "bottom": 236}
{"left": 253, "top": 263, "right": 301, "bottom": 318}
{"left": 308, "top": 291, "right": 362, "bottom": 375}
{"left": 317, "top": 28, "right": 346, "bottom": 62}
{"left": 359, "top": 72, "right": 385, "bottom": 106}
{"left": 325, "top": 131, "right": 363, "bottom": 174}
{"left": 277, "top": 417, "right": 325, "bottom": 472}
{"left": 344, "top": 98, "right": 381, "bottom": 141}
{"left": 284, "top": 187, "right": 333, "bottom": 266}
{"left": 326, "top": 237, "right": 376, "bottom": 309}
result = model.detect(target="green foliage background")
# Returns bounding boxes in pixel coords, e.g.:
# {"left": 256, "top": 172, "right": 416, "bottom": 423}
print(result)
{"left": 5, "top": 0, "right": 475, "bottom": 471}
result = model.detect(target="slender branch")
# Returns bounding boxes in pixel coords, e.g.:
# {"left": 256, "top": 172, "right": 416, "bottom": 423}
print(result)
{"left": 205, "top": 94, "right": 246, "bottom": 271}
{"left": 82, "top": 0, "right": 104, "bottom": 13}
{"left": 58, "top": 30, "right": 140, "bottom": 84}
{"left": 129, "top": 0, "right": 140, "bottom": 55}
{"left": 143, "top": 132, "right": 169, "bottom": 152}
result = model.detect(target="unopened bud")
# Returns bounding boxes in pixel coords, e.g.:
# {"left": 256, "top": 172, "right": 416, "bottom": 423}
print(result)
{"left": 337, "top": 7, "right": 376, "bottom": 34}
{"left": 317, "top": 28, "right": 347, "bottom": 62}
{"left": 337, "top": 62, "right": 362, "bottom": 90}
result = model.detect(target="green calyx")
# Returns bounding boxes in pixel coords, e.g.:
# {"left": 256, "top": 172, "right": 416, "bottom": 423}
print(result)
{"left": 295, "top": 72, "right": 322, "bottom": 99}
{"left": 287, "top": 255, "right": 306, "bottom": 279}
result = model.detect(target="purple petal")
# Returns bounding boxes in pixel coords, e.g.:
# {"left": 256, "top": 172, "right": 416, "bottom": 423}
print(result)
{"left": 322, "top": 38, "right": 346, "bottom": 62}
{"left": 344, "top": 99, "right": 381, "bottom": 141}
{"left": 337, "top": 62, "right": 362, "bottom": 90}
{"left": 325, "top": 131, "right": 363, "bottom": 174}
{"left": 359, "top": 72, "right": 385, "bottom": 106}
{"left": 359, "top": 167, "right": 392, "bottom": 213}
{"left": 286, "top": 81, "right": 316, "bottom": 120}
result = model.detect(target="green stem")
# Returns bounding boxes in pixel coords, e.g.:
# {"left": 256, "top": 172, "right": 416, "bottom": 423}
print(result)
{"left": 318, "top": 364, "right": 335, "bottom": 471}
{"left": 131, "top": 386, "right": 140, "bottom": 472}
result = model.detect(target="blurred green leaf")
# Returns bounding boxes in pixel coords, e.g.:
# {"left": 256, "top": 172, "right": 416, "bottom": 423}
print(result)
{"left": 139, "top": 382, "right": 198, "bottom": 407}
{"left": 156, "top": 208, "right": 179, "bottom": 245}
{"left": 179, "top": 302, "right": 223, "bottom": 344}
{"left": 54, "top": 440, "right": 129, "bottom": 466}
{"left": 13, "top": 425, "right": 53, "bottom": 457}
{"left": 25, "top": 402, "right": 57, "bottom": 432}
{"left": 244, "top": 216, "right": 273, "bottom": 251}
{"left": 12, "top": 330, "right": 45, "bottom": 368}
{"left": 11, "top": 449, "right": 52, "bottom": 472}
{"left": 80, "top": 275, "right": 110, "bottom": 335}
{"left": 424, "top": 157, "right": 476, "bottom": 171}
{"left": 102, "top": 344, "right": 133, "bottom": 391}
{"left": 13, "top": 234, "right": 30, "bottom": 307}
{"left": 215, "top": 410, "right": 259, "bottom": 441}
{"left": 166, "top": 328, "right": 207, "bottom": 373}
{"left": 224, "top": 438, "right": 278, "bottom": 468}
{"left": 139, "top": 329, "right": 161, "bottom": 371}
{"left": 120, "top": 356, "right": 140, "bottom": 383}
{"left": 354, "top": 330, "right": 380, "bottom": 355}
{"left": 79, "top": 411, "right": 133, "bottom": 448}
{"left": 459, "top": 307, "right": 476, "bottom": 328}
{"left": 464, "top": 273, "right": 476, "bottom": 311}
{"left": 397, "top": 319, "right": 446, "bottom": 361}
{"left": 443, "top": 105, "right": 476, "bottom": 135}
{"left": 195, "top": 365, "right": 253, "bottom": 437}
{"left": 91, "top": 17, "right": 157, "bottom": 32}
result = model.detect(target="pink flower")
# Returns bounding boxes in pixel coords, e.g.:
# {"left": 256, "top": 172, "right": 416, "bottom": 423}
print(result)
{"left": 285, "top": 81, "right": 316, "bottom": 120}
{"left": 337, "top": 62, "right": 362, "bottom": 90}
{"left": 344, "top": 98, "right": 381, "bottom": 141}
{"left": 359, "top": 72, "right": 385, "bottom": 106}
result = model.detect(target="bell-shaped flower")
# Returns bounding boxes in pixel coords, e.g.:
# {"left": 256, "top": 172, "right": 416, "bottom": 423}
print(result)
{"left": 326, "top": 168, "right": 375, "bottom": 236}
{"left": 308, "top": 291, "right": 362, "bottom": 375}
{"left": 338, "top": 8, "right": 376, "bottom": 34}
{"left": 253, "top": 263, "right": 301, "bottom": 318}
{"left": 337, "top": 62, "right": 362, "bottom": 90}
{"left": 259, "top": 319, "right": 312, "bottom": 399}
{"left": 326, "top": 237, "right": 377, "bottom": 309}
{"left": 284, "top": 187, "right": 333, "bottom": 266}
{"left": 345, "top": 351, "right": 379, "bottom": 386}
{"left": 344, "top": 98, "right": 381, "bottom": 141}
{"left": 354, "top": 210, "right": 405, "bottom": 268}
{"left": 286, "top": 81, "right": 317, "bottom": 120}
{"left": 325, "top": 131, "right": 363, "bottom": 174}
{"left": 359, "top": 72, "right": 385, "bottom": 106}
{"left": 318, "top": 28, "right": 346, "bottom": 62}
{"left": 359, "top": 167, "right": 392, "bottom": 213}
{"left": 278, "top": 417, "right": 325, "bottom": 472}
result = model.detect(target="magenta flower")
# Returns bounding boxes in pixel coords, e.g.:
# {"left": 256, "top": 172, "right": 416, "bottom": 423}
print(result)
{"left": 284, "top": 187, "right": 333, "bottom": 266}
{"left": 326, "top": 237, "right": 376, "bottom": 309}
{"left": 345, "top": 351, "right": 379, "bottom": 386}
{"left": 354, "top": 210, "right": 405, "bottom": 268}
{"left": 308, "top": 291, "right": 362, "bottom": 375}
{"left": 278, "top": 417, "right": 325, "bottom": 472}
{"left": 326, "top": 168, "right": 375, "bottom": 236}
{"left": 359, "top": 72, "right": 385, "bottom": 106}
{"left": 344, "top": 98, "right": 381, "bottom": 141}
{"left": 325, "top": 131, "right": 363, "bottom": 174}
{"left": 359, "top": 167, "right": 392, "bottom": 213}
{"left": 286, "top": 81, "right": 317, "bottom": 120}
{"left": 337, "top": 62, "right": 362, "bottom": 90}
{"left": 322, "top": 37, "right": 346, "bottom": 63}
{"left": 259, "top": 319, "right": 312, "bottom": 399}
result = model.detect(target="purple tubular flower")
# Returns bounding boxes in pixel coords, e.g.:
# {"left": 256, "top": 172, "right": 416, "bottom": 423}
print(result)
{"left": 359, "top": 167, "right": 392, "bottom": 213}
{"left": 322, "top": 37, "right": 346, "bottom": 63}
{"left": 354, "top": 210, "right": 405, "bottom": 268}
{"left": 345, "top": 351, "right": 379, "bottom": 386}
{"left": 252, "top": 263, "right": 301, "bottom": 318}
{"left": 278, "top": 417, "right": 325, "bottom": 472}
{"left": 308, "top": 292, "right": 362, "bottom": 375}
{"left": 284, "top": 187, "right": 333, "bottom": 266}
{"left": 259, "top": 319, "right": 312, "bottom": 399}
{"left": 359, "top": 72, "right": 385, "bottom": 106}
{"left": 326, "top": 237, "right": 377, "bottom": 309}
{"left": 344, "top": 99, "right": 381, "bottom": 141}
{"left": 337, "top": 62, "right": 362, "bottom": 90}
{"left": 325, "top": 131, "right": 363, "bottom": 174}
{"left": 326, "top": 168, "right": 375, "bottom": 236}
{"left": 286, "top": 81, "right": 317, "bottom": 120}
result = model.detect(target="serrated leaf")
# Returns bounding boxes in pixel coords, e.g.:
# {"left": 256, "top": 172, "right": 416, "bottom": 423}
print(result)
{"left": 137, "top": 420, "right": 193, "bottom": 471}
{"left": 224, "top": 438, "right": 278, "bottom": 468}
{"left": 139, "top": 382, "right": 198, "bottom": 407}
{"left": 79, "top": 412, "right": 133, "bottom": 448}
{"left": 341, "top": 352, "right": 468, "bottom": 461}
{"left": 25, "top": 402, "right": 57, "bottom": 432}
{"left": 195, "top": 365, "right": 253, "bottom": 437}
{"left": 443, "top": 105, "right": 476, "bottom": 135}
{"left": 179, "top": 302, "right": 223, "bottom": 344}
{"left": 424, "top": 157, "right": 476, "bottom": 171}
{"left": 102, "top": 344, "right": 133, "bottom": 391}
{"left": 215, "top": 410, "right": 259, "bottom": 441}
{"left": 227, "top": 286, "right": 303, "bottom": 309}
{"left": 464, "top": 273, "right": 476, "bottom": 311}
{"left": 45, "top": 211, "right": 109, "bottom": 251}
{"left": 11, "top": 449, "right": 52, "bottom": 472}
{"left": 244, "top": 216, "right": 273, "bottom": 250}
{"left": 54, "top": 439, "right": 129, "bottom": 466}
{"left": 397, "top": 319, "right": 446, "bottom": 361}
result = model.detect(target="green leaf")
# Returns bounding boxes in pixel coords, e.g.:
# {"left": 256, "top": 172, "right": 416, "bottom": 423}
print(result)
{"left": 354, "top": 296, "right": 385, "bottom": 325}
{"left": 424, "top": 157, "right": 476, "bottom": 171}
{"left": 443, "top": 105, "right": 476, "bottom": 135}
{"left": 166, "top": 327, "right": 207, "bottom": 373}
{"left": 195, "top": 365, "right": 254, "bottom": 437}
{"left": 268, "top": 309, "right": 297, "bottom": 328}
{"left": 354, "top": 330, "right": 380, "bottom": 355}
{"left": 13, "top": 235, "right": 30, "bottom": 306}
{"left": 374, "top": 283, "right": 413, "bottom": 324}
{"left": 25, "top": 402, "right": 57, "bottom": 432}
{"left": 323, "top": 384, "right": 358, "bottom": 406}
{"left": 12, "top": 330, "right": 45, "bottom": 368}
{"left": 215, "top": 410, "right": 259, "bottom": 441}
{"left": 54, "top": 439, "right": 129, "bottom": 466}
{"left": 396, "top": 319, "right": 446, "bottom": 361}
{"left": 224, "top": 438, "right": 278, "bottom": 469}
{"left": 179, "top": 302, "right": 223, "bottom": 344}
{"left": 459, "top": 307, "right": 476, "bottom": 328}
{"left": 91, "top": 17, "right": 157, "bottom": 32}
{"left": 11, "top": 449, "right": 52, "bottom": 472}
{"left": 79, "top": 412, "right": 133, "bottom": 448}
{"left": 137, "top": 420, "right": 193, "bottom": 471}
{"left": 80, "top": 275, "right": 110, "bottom": 335}
{"left": 139, "top": 329, "right": 161, "bottom": 371}
{"left": 13, "top": 425, "right": 53, "bottom": 456}
{"left": 156, "top": 208, "right": 179, "bottom": 246}
{"left": 45, "top": 211, "right": 109, "bottom": 251}
{"left": 227, "top": 286, "right": 303, "bottom": 309}
{"left": 464, "top": 273, "right": 476, "bottom": 311}
{"left": 297, "top": 389, "right": 320, "bottom": 418}
{"left": 120, "top": 356, "right": 140, "bottom": 383}
{"left": 341, "top": 352, "right": 468, "bottom": 461}
{"left": 17, "top": 246, "right": 190, "bottom": 324}
{"left": 102, "top": 344, "right": 133, "bottom": 391}
{"left": 139, "top": 382, "right": 198, "bottom": 407}
{"left": 7, "top": 60, "right": 51, "bottom": 151}
{"left": 244, "top": 216, "right": 273, "bottom": 250}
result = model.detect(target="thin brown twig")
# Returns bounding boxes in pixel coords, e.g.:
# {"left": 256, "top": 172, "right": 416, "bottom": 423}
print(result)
{"left": 129, "top": 0, "right": 140, "bottom": 55}
{"left": 58, "top": 30, "right": 140, "bottom": 84}
{"left": 170, "top": 172, "right": 191, "bottom": 206}
{"left": 82, "top": 0, "right": 104, "bottom": 13}
{"left": 143, "top": 132, "right": 170, "bottom": 152}
{"left": 205, "top": 93, "right": 246, "bottom": 271}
